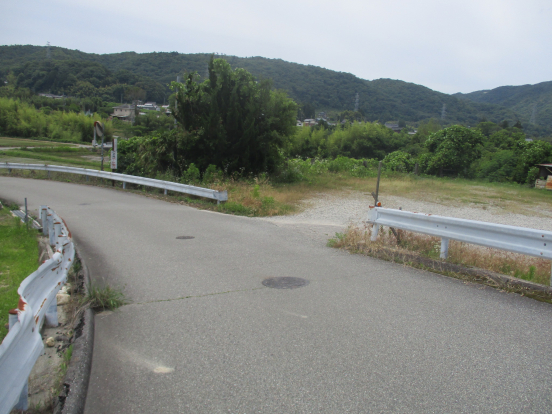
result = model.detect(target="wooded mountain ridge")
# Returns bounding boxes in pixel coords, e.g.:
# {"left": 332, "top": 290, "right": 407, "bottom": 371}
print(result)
{"left": 1, "top": 44, "right": 550, "bottom": 136}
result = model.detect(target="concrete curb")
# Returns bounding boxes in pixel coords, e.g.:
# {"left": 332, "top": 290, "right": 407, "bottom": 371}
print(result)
{"left": 60, "top": 247, "right": 95, "bottom": 414}
{"left": 358, "top": 245, "right": 552, "bottom": 295}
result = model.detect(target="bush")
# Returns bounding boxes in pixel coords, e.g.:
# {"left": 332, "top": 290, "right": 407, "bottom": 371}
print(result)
{"left": 383, "top": 151, "right": 414, "bottom": 172}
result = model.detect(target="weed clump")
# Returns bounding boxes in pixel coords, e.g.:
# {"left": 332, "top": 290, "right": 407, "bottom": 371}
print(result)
{"left": 82, "top": 285, "right": 128, "bottom": 311}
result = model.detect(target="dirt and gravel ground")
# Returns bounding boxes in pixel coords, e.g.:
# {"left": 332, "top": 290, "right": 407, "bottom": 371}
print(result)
{"left": 259, "top": 191, "right": 552, "bottom": 234}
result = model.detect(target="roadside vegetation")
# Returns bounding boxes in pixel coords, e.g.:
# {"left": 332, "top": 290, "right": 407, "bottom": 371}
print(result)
{"left": 0, "top": 200, "right": 39, "bottom": 342}
{"left": 1, "top": 56, "right": 551, "bottom": 294}
{"left": 328, "top": 225, "right": 552, "bottom": 299}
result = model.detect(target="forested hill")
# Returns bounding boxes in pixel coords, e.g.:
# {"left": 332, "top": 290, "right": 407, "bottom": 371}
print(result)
{"left": 454, "top": 82, "right": 552, "bottom": 137}
{"left": 1, "top": 44, "right": 548, "bottom": 135}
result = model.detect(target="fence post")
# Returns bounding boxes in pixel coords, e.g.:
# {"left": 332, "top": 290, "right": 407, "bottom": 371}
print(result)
{"left": 440, "top": 237, "right": 449, "bottom": 259}
{"left": 40, "top": 206, "right": 48, "bottom": 235}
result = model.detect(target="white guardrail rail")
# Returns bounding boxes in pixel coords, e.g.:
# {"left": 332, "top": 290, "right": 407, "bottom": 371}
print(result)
{"left": 0, "top": 163, "right": 228, "bottom": 203}
{"left": 368, "top": 207, "right": 552, "bottom": 285}
{"left": 0, "top": 206, "right": 74, "bottom": 414}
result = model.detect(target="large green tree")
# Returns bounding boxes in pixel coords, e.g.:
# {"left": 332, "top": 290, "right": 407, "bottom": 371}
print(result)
{"left": 420, "top": 125, "right": 484, "bottom": 176}
{"left": 171, "top": 57, "right": 297, "bottom": 174}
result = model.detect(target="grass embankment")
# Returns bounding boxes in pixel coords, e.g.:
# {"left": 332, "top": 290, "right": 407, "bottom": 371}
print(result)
{"left": 0, "top": 137, "right": 80, "bottom": 148}
{"left": 0, "top": 202, "right": 40, "bottom": 342}
{"left": 0, "top": 142, "right": 102, "bottom": 169}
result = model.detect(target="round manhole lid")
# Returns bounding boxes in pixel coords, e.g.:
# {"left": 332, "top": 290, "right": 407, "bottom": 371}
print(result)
{"left": 176, "top": 236, "right": 195, "bottom": 240}
{"left": 262, "top": 277, "right": 309, "bottom": 289}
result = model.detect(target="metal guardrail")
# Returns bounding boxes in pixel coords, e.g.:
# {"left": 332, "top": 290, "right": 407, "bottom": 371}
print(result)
{"left": 0, "top": 163, "right": 228, "bottom": 203}
{"left": 368, "top": 207, "right": 552, "bottom": 285}
{"left": 0, "top": 206, "right": 74, "bottom": 414}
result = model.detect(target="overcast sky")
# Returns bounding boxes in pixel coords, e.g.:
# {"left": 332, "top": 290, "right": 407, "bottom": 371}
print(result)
{"left": 1, "top": 0, "right": 551, "bottom": 94}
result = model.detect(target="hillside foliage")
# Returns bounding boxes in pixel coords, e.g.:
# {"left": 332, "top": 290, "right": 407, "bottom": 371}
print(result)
{"left": 1, "top": 45, "right": 543, "bottom": 134}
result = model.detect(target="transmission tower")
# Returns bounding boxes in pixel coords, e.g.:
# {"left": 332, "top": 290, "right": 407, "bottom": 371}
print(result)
{"left": 530, "top": 103, "right": 537, "bottom": 125}
{"left": 354, "top": 93, "right": 359, "bottom": 112}
{"left": 46, "top": 41, "right": 51, "bottom": 59}
{"left": 441, "top": 103, "right": 446, "bottom": 121}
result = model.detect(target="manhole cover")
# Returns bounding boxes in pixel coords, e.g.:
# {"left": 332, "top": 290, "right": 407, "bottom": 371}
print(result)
{"left": 176, "top": 236, "right": 195, "bottom": 240}
{"left": 262, "top": 277, "right": 309, "bottom": 289}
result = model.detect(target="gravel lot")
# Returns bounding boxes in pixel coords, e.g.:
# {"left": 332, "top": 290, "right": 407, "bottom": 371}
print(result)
{"left": 260, "top": 191, "right": 552, "bottom": 232}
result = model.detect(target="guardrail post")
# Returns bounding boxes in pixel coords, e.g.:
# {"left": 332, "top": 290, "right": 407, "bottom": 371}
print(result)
{"left": 56, "top": 234, "right": 66, "bottom": 254}
{"left": 371, "top": 224, "right": 379, "bottom": 241}
{"left": 123, "top": 182, "right": 126, "bottom": 189}
{"left": 440, "top": 237, "right": 449, "bottom": 259}
{"left": 13, "top": 382, "right": 29, "bottom": 411}
{"left": 53, "top": 222, "right": 62, "bottom": 248}
{"left": 48, "top": 214, "right": 55, "bottom": 245}
{"left": 8, "top": 309, "right": 18, "bottom": 329}
{"left": 45, "top": 296, "right": 58, "bottom": 327}
{"left": 164, "top": 189, "right": 167, "bottom": 195}
{"left": 40, "top": 205, "right": 48, "bottom": 235}
{"left": 7, "top": 307, "right": 30, "bottom": 410}
{"left": 86, "top": 175, "right": 89, "bottom": 182}
{"left": 47, "top": 170, "right": 51, "bottom": 179}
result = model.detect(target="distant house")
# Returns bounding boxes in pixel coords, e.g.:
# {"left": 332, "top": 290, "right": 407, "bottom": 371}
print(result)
{"left": 137, "top": 102, "right": 160, "bottom": 111}
{"left": 296, "top": 120, "right": 303, "bottom": 127}
{"left": 384, "top": 121, "right": 402, "bottom": 133}
{"left": 111, "top": 104, "right": 136, "bottom": 122}
{"left": 38, "top": 93, "right": 65, "bottom": 100}
{"left": 536, "top": 164, "right": 552, "bottom": 179}
{"left": 303, "top": 119, "right": 317, "bottom": 127}
{"left": 535, "top": 163, "right": 552, "bottom": 190}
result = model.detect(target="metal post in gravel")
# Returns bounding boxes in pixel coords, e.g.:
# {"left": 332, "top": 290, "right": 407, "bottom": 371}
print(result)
{"left": 375, "top": 161, "right": 382, "bottom": 205}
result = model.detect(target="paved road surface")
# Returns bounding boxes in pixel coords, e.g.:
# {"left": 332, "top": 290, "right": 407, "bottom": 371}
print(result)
{"left": 1, "top": 177, "right": 551, "bottom": 413}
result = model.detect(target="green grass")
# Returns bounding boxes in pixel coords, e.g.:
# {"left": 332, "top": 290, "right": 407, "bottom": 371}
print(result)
{"left": 0, "top": 137, "right": 80, "bottom": 148}
{"left": 0, "top": 205, "right": 39, "bottom": 342}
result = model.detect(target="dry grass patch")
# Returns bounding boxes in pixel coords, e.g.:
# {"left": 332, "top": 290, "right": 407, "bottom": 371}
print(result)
{"left": 331, "top": 224, "right": 552, "bottom": 288}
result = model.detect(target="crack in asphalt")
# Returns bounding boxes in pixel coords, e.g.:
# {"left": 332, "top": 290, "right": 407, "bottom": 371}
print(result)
{"left": 130, "top": 286, "right": 267, "bottom": 306}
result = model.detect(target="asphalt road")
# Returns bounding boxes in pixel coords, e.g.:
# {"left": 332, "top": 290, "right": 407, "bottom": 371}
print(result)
{"left": 1, "top": 176, "right": 551, "bottom": 413}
